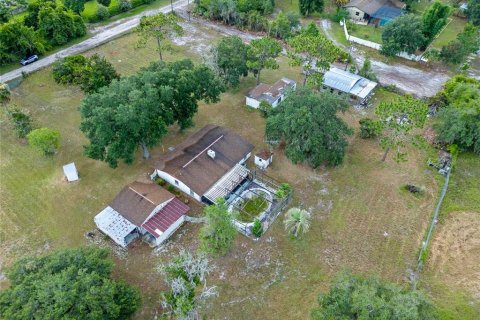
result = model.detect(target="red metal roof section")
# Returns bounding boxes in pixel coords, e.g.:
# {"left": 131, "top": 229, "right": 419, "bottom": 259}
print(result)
{"left": 142, "top": 198, "right": 189, "bottom": 238}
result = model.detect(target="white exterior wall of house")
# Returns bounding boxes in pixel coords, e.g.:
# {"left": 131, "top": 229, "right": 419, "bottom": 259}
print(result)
{"left": 152, "top": 152, "right": 251, "bottom": 203}
{"left": 152, "top": 170, "right": 202, "bottom": 202}
{"left": 154, "top": 215, "right": 186, "bottom": 246}
{"left": 346, "top": 7, "right": 366, "bottom": 21}
{"left": 255, "top": 155, "right": 272, "bottom": 169}
{"left": 246, "top": 97, "right": 260, "bottom": 108}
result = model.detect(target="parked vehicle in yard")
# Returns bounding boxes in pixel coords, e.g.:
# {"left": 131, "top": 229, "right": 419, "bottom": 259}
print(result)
{"left": 20, "top": 55, "right": 38, "bottom": 66}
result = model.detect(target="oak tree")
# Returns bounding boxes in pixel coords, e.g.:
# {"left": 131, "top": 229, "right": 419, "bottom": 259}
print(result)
{"left": 80, "top": 59, "right": 224, "bottom": 167}
{"left": 0, "top": 248, "right": 141, "bottom": 320}
{"left": 266, "top": 87, "right": 352, "bottom": 167}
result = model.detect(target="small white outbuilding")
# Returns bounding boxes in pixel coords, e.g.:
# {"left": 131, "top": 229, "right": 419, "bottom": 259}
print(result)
{"left": 255, "top": 150, "right": 273, "bottom": 170}
{"left": 63, "top": 162, "right": 79, "bottom": 182}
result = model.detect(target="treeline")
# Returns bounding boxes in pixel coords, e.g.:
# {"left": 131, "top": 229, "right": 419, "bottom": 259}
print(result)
{"left": 431, "top": 75, "right": 480, "bottom": 154}
{"left": 381, "top": 1, "right": 451, "bottom": 56}
{"left": 194, "top": 0, "right": 324, "bottom": 39}
{"left": 81, "top": 0, "right": 156, "bottom": 23}
{"left": 0, "top": 0, "right": 86, "bottom": 66}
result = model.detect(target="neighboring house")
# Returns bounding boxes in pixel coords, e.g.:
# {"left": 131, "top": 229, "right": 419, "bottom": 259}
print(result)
{"left": 344, "top": 0, "right": 405, "bottom": 26}
{"left": 152, "top": 125, "right": 254, "bottom": 204}
{"left": 94, "top": 181, "right": 189, "bottom": 247}
{"left": 246, "top": 78, "right": 296, "bottom": 109}
{"left": 323, "top": 67, "right": 377, "bottom": 104}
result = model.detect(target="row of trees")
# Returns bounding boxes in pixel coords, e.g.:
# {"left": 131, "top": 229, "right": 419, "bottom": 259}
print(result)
{"left": 0, "top": 0, "right": 86, "bottom": 65}
{"left": 381, "top": 1, "right": 451, "bottom": 56}
{"left": 195, "top": 0, "right": 322, "bottom": 37}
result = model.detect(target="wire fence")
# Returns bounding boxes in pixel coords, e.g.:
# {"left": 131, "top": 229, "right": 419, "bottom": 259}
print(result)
{"left": 412, "top": 169, "right": 451, "bottom": 290}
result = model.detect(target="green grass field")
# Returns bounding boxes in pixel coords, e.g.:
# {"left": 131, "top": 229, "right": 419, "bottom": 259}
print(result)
{"left": 431, "top": 17, "right": 467, "bottom": 49}
{"left": 1, "top": 18, "right": 479, "bottom": 320}
{"left": 349, "top": 24, "right": 383, "bottom": 44}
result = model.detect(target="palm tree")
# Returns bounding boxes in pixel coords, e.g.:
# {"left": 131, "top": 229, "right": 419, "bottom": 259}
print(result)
{"left": 284, "top": 207, "right": 311, "bottom": 238}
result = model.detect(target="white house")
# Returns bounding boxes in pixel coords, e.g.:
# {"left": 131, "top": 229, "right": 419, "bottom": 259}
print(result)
{"left": 255, "top": 150, "right": 273, "bottom": 170}
{"left": 152, "top": 125, "right": 254, "bottom": 204}
{"left": 344, "top": 0, "right": 405, "bottom": 26}
{"left": 94, "top": 181, "right": 189, "bottom": 247}
{"left": 323, "top": 67, "right": 378, "bottom": 104}
{"left": 246, "top": 78, "right": 296, "bottom": 109}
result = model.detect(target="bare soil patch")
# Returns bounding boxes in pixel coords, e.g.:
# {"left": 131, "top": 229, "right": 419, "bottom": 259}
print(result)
{"left": 428, "top": 211, "right": 480, "bottom": 300}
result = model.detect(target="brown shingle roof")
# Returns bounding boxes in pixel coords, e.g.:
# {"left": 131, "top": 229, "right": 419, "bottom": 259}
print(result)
{"left": 110, "top": 182, "right": 174, "bottom": 226}
{"left": 154, "top": 125, "right": 254, "bottom": 196}
{"left": 345, "top": 0, "right": 404, "bottom": 15}
{"left": 247, "top": 78, "right": 296, "bottom": 104}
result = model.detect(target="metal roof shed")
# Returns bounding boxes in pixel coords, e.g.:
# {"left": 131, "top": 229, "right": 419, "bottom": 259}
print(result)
{"left": 63, "top": 162, "right": 79, "bottom": 182}
{"left": 94, "top": 206, "right": 137, "bottom": 248}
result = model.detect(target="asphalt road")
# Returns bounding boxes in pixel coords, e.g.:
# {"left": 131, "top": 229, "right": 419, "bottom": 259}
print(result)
{"left": 0, "top": 0, "right": 189, "bottom": 83}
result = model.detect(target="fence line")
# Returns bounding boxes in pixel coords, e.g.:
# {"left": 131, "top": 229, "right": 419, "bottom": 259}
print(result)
{"left": 341, "top": 20, "right": 423, "bottom": 61}
{"left": 412, "top": 169, "right": 451, "bottom": 290}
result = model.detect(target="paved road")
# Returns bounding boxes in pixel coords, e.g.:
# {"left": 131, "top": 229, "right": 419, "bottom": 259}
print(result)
{"left": 0, "top": 0, "right": 189, "bottom": 83}
{"left": 320, "top": 20, "right": 450, "bottom": 98}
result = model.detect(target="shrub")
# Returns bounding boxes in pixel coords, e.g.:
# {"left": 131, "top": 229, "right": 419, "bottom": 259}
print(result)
{"left": 118, "top": 0, "right": 132, "bottom": 12}
{"left": 96, "top": 4, "right": 110, "bottom": 21}
{"left": 143, "top": 0, "right": 155, "bottom": 4}
{"left": 332, "top": 8, "right": 348, "bottom": 22}
{"left": 167, "top": 184, "right": 176, "bottom": 193}
{"left": 258, "top": 100, "right": 271, "bottom": 117}
{"left": 98, "top": 0, "right": 111, "bottom": 6}
{"left": 359, "top": 118, "right": 382, "bottom": 138}
{"left": 275, "top": 183, "right": 292, "bottom": 199}
{"left": 131, "top": 0, "right": 144, "bottom": 7}
{"left": 0, "top": 82, "right": 10, "bottom": 104}
{"left": 252, "top": 219, "right": 263, "bottom": 237}
{"left": 27, "top": 127, "right": 61, "bottom": 155}
{"left": 8, "top": 108, "right": 33, "bottom": 138}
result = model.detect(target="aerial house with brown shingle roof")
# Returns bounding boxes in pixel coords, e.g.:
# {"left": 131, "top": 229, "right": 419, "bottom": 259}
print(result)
{"left": 246, "top": 78, "right": 296, "bottom": 109}
{"left": 151, "top": 125, "right": 254, "bottom": 204}
{"left": 94, "top": 181, "right": 189, "bottom": 247}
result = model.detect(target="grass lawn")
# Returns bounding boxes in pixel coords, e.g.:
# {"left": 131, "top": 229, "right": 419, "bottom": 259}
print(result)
{"left": 237, "top": 196, "right": 268, "bottom": 222}
{"left": 276, "top": 0, "right": 299, "bottom": 14}
{"left": 1, "top": 17, "right": 477, "bottom": 320}
{"left": 431, "top": 16, "right": 467, "bottom": 49}
{"left": 421, "top": 154, "right": 480, "bottom": 319}
{"left": 349, "top": 24, "right": 383, "bottom": 44}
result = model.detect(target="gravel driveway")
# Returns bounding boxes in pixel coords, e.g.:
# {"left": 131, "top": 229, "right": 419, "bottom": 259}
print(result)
{"left": 320, "top": 19, "right": 450, "bottom": 98}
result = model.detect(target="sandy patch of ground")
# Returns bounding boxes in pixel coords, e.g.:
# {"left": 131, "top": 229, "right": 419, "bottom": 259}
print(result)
{"left": 428, "top": 211, "right": 480, "bottom": 299}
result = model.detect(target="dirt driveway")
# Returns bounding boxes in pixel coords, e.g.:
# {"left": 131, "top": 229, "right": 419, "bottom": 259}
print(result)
{"left": 320, "top": 19, "right": 450, "bottom": 98}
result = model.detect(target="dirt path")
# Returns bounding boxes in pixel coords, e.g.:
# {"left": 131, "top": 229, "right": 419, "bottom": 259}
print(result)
{"left": 320, "top": 19, "right": 450, "bottom": 98}
{"left": 0, "top": 0, "right": 189, "bottom": 83}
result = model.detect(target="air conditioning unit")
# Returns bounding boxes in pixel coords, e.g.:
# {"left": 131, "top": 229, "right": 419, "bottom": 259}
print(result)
{"left": 207, "top": 149, "right": 216, "bottom": 159}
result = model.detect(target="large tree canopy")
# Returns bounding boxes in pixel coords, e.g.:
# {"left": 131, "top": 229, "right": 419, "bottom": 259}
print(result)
{"left": 422, "top": 1, "right": 450, "bottom": 41}
{"left": 80, "top": 59, "right": 225, "bottom": 167}
{"left": 266, "top": 87, "right": 352, "bottom": 167}
{"left": 381, "top": 14, "right": 426, "bottom": 56}
{"left": 212, "top": 35, "right": 248, "bottom": 87}
{"left": 246, "top": 37, "right": 282, "bottom": 85}
{"left": 467, "top": 0, "right": 480, "bottom": 26}
{"left": 299, "top": 0, "right": 324, "bottom": 16}
{"left": 0, "top": 248, "right": 141, "bottom": 320}
{"left": 311, "top": 271, "right": 437, "bottom": 320}
{"left": 0, "top": 20, "right": 45, "bottom": 64}
{"left": 434, "top": 75, "right": 480, "bottom": 154}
